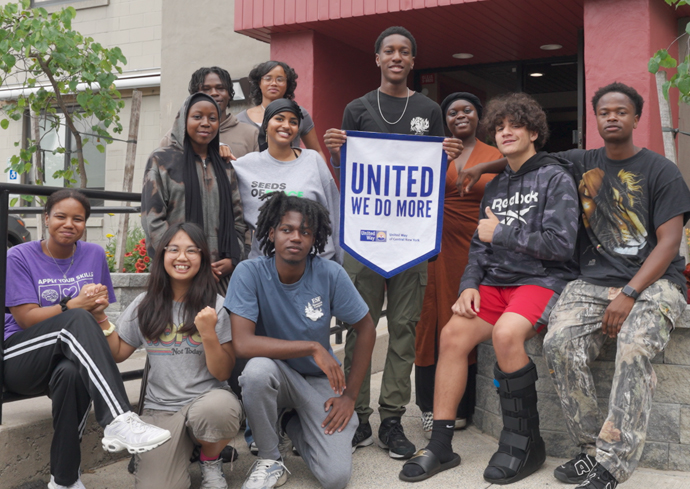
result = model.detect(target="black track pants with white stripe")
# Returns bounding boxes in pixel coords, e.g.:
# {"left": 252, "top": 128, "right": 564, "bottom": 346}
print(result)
{"left": 4, "top": 308, "right": 132, "bottom": 486}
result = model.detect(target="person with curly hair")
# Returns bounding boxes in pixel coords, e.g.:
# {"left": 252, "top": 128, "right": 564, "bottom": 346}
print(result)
{"left": 224, "top": 193, "right": 376, "bottom": 489}
{"left": 236, "top": 61, "right": 327, "bottom": 162}
{"left": 456, "top": 82, "right": 690, "bottom": 489}
{"left": 400, "top": 93, "right": 579, "bottom": 484}
{"left": 414, "top": 92, "right": 502, "bottom": 440}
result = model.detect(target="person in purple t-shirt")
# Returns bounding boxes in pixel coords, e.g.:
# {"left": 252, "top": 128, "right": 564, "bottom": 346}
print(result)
{"left": 3, "top": 189, "right": 171, "bottom": 489}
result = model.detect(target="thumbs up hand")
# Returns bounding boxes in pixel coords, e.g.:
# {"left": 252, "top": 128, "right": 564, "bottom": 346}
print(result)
{"left": 478, "top": 207, "right": 499, "bottom": 243}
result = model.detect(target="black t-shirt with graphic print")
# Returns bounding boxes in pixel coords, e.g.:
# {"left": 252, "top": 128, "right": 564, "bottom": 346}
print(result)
{"left": 554, "top": 147, "right": 690, "bottom": 295}
{"left": 341, "top": 89, "right": 445, "bottom": 137}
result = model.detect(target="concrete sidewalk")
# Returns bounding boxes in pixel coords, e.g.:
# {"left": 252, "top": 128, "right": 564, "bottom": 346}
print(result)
{"left": 72, "top": 369, "right": 690, "bottom": 489}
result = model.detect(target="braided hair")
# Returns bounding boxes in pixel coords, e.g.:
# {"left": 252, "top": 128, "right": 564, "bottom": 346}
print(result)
{"left": 255, "top": 192, "right": 332, "bottom": 257}
{"left": 187, "top": 66, "right": 235, "bottom": 101}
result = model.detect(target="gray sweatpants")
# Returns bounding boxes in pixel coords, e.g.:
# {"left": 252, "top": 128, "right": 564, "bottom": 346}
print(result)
{"left": 239, "top": 358, "right": 358, "bottom": 489}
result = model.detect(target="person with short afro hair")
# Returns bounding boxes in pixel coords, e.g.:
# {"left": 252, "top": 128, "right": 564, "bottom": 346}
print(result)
{"left": 375, "top": 26, "right": 417, "bottom": 57}
{"left": 224, "top": 193, "right": 376, "bottom": 489}
{"left": 592, "top": 81, "right": 644, "bottom": 117}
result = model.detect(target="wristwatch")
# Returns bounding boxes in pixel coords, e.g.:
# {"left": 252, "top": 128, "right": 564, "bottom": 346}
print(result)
{"left": 59, "top": 296, "right": 72, "bottom": 312}
{"left": 621, "top": 285, "right": 639, "bottom": 300}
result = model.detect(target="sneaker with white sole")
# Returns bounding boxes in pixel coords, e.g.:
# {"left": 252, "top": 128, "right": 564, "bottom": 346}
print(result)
{"left": 421, "top": 412, "right": 433, "bottom": 440}
{"left": 242, "top": 458, "right": 290, "bottom": 489}
{"left": 199, "top": 458, "right": 228, "bottom": 489}
{"left": 101, "top": 411, "right": 171, "bottom": 454}
{"left": 48, "top": 474, "right": 86, "bottom": 489}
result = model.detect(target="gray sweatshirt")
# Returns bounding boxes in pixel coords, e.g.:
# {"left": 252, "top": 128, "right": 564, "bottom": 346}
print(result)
{"left": 232, "top": 148, "right": 343, "bottom": 263}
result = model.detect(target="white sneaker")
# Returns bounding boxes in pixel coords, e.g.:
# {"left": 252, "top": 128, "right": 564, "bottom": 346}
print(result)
{"left": 455, "top": 417, "right": 467, "bottom": 429}
{"left": 199, "top": 458, "right": 228, "bottom": 489}
{"left": 48, "top": 474, "right": 86, "bottom": 489}
{"left": 421, "top": 411, "right": 433, "bottom": 440}
{"left": 102, "top": 411, "right": 171, "bottom": 454}
{"left": 242, "top": 458, "right": 289, "bottom": 489}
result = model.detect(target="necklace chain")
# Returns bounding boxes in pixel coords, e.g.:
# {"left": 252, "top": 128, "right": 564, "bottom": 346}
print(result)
{"left": 46, "top": 238, "right": 76, "bottom": 280}
{"left": 377, "top": 88, "right": 411, "bottom": 125}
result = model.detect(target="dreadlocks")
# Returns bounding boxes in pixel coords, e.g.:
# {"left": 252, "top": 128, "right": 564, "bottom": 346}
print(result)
{"left": 188, "top": 66, "right": 235, "bottom": 101}
{"left": 255, "top": 192, "right": 332, "bottom": 257}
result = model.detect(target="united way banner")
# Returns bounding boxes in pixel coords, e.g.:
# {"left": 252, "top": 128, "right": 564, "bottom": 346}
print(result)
{"left": 340, "top": 131, "right": 447, "bottom": 278}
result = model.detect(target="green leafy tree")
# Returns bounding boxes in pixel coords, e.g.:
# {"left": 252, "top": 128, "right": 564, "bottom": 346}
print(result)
{"left": 0, "top": 0, "right": 127, "bottom": 190}
{"left": 649, "top": 0, "right": 690, "bottom": 101}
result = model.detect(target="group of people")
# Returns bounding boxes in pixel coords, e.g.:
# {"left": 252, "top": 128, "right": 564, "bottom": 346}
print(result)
{"left": 4, "top": 24, "right": 690, "bottom": 489}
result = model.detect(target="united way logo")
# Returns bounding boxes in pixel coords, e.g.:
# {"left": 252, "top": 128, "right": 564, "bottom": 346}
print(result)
{"left": 410, "top": 117, "right": 429, "bottom": 135}
{"left": 305, "top": 296, "right": 324, "bottom": 321}
{"left": 360, "top": 230, "right": 386, "bottom": 242}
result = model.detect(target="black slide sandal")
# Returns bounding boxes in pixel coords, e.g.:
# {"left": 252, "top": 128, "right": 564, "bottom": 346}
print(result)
{"left": 399, "top": 449, "right": 461, "bottom": 482}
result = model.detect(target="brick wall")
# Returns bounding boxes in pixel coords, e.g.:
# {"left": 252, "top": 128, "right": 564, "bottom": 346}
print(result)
{"left": 473, "top": 312, "right": 690, "bottom": 471}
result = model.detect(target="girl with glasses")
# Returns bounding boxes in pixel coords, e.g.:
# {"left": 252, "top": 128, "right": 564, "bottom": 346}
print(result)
{"left": 106, "top": 223, "right": 242, "bottom": 489}
{"left": 236, "top": 61, "right": 328, "bottom": 162}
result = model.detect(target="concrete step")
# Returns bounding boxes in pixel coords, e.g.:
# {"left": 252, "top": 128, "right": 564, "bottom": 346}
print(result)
{"left": 1, "top": 350, "right": 147, "bottom": 488}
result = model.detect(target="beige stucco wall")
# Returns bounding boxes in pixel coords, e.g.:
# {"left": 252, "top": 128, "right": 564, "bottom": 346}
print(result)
{"left": 1, "top": 0, "right": 269, "bottom": 247}
{"left": 159, "top": 0, "right": 270, "bottom": 130}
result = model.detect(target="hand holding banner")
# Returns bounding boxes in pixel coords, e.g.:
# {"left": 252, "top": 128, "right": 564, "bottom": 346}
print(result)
{"left": 340, "top": 131, "right": 447, "bottom": 278}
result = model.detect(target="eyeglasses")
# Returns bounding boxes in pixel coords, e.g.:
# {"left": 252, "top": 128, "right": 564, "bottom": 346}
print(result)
{"left": 164, "top": 246, "right": 201, "bottom": 257}
{"left": 262, "top": 75, "right": 287, "bottom": 85}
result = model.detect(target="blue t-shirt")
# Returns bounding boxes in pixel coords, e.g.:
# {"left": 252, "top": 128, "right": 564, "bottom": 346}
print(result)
{"left": 224, "top": 255, "right": 368, "bottom": 376}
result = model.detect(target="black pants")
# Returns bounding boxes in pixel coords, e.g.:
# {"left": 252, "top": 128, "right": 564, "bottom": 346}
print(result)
{"left": 415, "top": 363, "right": 477, "bottom": 419}
{"left": 4, "top": 309, "right": 132, "bottom": 486}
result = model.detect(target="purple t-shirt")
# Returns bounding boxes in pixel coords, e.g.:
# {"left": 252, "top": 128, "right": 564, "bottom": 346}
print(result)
{"left": 4, "top": 240, "right": 116, "bottom": 340}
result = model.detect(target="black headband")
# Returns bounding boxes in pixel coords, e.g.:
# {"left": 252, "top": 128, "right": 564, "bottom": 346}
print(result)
{"left": 259, "top": 99, "right": 303, "bottom": 151}
{"left": 441, "top": 92, "right": 483, "bottom": 120}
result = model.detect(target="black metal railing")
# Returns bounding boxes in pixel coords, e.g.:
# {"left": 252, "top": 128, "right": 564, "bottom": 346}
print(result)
{"left": 0, "top": 182, "right": 351, "bottom": 423}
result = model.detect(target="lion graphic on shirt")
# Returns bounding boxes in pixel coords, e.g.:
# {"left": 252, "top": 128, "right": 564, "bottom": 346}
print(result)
{"left": 579, "top": 168, "right": 647, "bottom": 257}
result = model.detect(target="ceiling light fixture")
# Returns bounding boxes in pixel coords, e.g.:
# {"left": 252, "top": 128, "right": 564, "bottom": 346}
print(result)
{"left": 530, "top": 72, "right": 544, "bottom": 77}
{"left": 452, "top": 53, "right": 474, "bottom": 59}
{"left": 540, "top": 44, "right": 563, "bottom": 51}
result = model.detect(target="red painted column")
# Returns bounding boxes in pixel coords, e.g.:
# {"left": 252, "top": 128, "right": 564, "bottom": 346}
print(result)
{"left": 270, "top": 30, "right": 379, "bottom": 167}
{"left": 583, "top": 0, "right": 678, "bottom": 153}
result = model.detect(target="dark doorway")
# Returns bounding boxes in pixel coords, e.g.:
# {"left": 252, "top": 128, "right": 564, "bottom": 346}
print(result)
{"left": 415, "top": 56, "right": 580, "bottom": 153}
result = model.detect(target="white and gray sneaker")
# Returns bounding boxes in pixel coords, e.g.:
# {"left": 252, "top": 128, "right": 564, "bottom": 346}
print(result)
{"left": 48, "top": 474, "right": 86, "bottom": 489}
{"left": 242, "top": 458, "right": 290, "bottom": 489}
{"left": 199, "top": 458, "right": 228, "bottom": 489}
{"left": 102, "top": 411, "right": 171, "bottom": 454}
{"left": 421, "top": 411, "right": 433, "bottom": 440}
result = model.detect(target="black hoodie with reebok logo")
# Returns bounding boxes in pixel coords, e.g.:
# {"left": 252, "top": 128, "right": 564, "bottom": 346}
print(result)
{"left": 459, "top": 152, "right": 580, "bottom": 296}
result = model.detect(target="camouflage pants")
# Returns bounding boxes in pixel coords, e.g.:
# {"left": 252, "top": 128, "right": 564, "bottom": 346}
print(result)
{"left": 543, "top": 279, "right": 685, "bottom": 483}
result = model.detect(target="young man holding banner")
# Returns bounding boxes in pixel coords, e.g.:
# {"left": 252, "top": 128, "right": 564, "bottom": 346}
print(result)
{"left": 324, "top": 26, "right": 462, "bottom": 459}
{"left": 399, "top": 93, "right": 579, "bottom": 484}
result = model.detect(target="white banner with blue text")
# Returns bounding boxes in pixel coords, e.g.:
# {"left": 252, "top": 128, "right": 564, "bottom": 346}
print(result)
{"left": 340, "top": 131, "right": 447, "bottom": 278}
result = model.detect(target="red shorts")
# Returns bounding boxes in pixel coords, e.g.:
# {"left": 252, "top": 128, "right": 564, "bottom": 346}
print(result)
{"left": 475, "top": 285, "right": 558, "bottom": 332}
